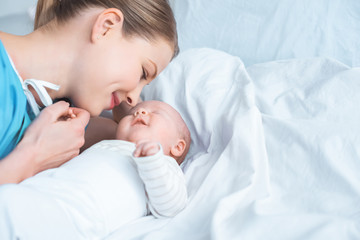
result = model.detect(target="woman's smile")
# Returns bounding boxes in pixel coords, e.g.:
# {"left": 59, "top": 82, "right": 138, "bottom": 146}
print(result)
{"left": 108, "top": 92, "right": 120, "bottom": 110}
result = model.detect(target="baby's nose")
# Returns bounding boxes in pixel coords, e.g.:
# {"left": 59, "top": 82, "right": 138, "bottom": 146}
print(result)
{"left": 134, "top": 108, "right": 148, "bottom": 117}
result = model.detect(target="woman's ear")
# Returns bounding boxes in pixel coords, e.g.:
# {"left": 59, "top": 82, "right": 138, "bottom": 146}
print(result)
{"left": 170, "top": 139, "right": 186, "bottom": 158}
{"left": 91, "top": 8, "right": 124, "bottom": 43}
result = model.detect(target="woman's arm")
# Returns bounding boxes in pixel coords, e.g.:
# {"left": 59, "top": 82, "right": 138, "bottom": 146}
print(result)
{"left": 0, "top": 143, "right": 36, "bottom": 184}
{"left": 81, "top": 100, "right": 135, "bottom": 151}
{"left": 112, "top": 101, "right": 133, "bottom": 123}
{"left": 81, "top": 116, "right": 118, "bottom": 151}
{"left": 0, "top": 101, "right": 90, "bottom": 184}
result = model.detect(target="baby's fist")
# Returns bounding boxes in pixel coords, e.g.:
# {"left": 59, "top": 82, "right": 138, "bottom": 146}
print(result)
{"left": 133, "top": 140, "right": 160, "bottom": 157}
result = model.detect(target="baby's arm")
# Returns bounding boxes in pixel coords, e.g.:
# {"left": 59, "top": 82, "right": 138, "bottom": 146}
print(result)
{"left": 133, "top": 141, "right": 187, "bottom": 218}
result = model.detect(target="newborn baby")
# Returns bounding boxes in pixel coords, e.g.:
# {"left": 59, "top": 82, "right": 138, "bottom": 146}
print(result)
{"left": 0, "top": 100, "right": 191, "bottom": 240}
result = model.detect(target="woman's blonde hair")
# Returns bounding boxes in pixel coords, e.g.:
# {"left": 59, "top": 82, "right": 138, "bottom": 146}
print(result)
{"left": 34, "top": 0, "right": 179, "bottom": 56}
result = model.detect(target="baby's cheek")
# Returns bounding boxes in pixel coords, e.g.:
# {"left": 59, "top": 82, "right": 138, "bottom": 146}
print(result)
{"left": 115, "top": 123, "right": 127, "bottom": 140}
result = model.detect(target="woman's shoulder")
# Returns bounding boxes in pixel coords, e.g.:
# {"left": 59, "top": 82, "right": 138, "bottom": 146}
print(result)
{"left": 0, "top": 38, "right": 31, "bottom": 159}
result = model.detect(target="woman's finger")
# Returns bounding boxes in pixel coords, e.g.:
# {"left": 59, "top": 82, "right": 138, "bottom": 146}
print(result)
{"left": 39, "top": 101, "right": 70, "bottom": 122}
{"left": 69, "top": 107, "right": 90, "bottom": 127}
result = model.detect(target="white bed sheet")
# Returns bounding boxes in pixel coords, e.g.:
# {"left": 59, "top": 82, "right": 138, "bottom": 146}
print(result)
{"left": 106, "top": 48, "right": 360, "bottom": 239}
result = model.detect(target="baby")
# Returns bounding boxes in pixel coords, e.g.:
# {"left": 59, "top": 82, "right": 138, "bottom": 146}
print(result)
{"left": 0, "top": 100, "right": 191, "bottom": 240}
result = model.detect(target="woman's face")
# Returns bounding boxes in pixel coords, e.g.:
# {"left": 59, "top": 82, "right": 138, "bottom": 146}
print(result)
{"left": 69, "top": 36, "right": 173, "bottom": 116}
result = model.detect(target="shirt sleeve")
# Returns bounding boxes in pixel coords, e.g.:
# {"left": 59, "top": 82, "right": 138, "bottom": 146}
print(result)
{"left": 132, "top": 145, "right": 187, "bottom": 218}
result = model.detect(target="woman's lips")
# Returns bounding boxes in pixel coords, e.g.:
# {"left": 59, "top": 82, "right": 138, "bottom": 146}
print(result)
{"left": 107, "top": 93, "right": 120, "bottom": 110}
{"left": 113, "top": 93, "right": 120, "bottom": 106}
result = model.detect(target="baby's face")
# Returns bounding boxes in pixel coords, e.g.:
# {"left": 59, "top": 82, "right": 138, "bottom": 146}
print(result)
{"left": 116, "top": 101, "right": 182, "bottom": 155}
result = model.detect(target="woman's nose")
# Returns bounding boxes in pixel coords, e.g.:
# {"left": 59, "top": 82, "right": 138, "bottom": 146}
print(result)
{"left": 134, "top": 108, "right": 148, "bottom": 117}
{"left": 126, "top": 85, "right": 144, "bottom": 107}
{"left": 126, "top": 96, "right": 134, "bottom": 106}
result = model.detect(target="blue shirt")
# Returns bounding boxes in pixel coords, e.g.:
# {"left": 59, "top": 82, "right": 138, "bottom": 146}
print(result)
{"left": 0, "top": 40, "right": 32, "bottom": 159}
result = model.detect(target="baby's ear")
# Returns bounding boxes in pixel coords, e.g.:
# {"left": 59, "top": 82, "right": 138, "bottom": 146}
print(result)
{"left": 170, "top": 139, "right": 186, "bottom": 158}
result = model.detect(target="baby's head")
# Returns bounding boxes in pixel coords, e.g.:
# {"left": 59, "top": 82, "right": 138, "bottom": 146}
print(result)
{"left": 116, "top": 100, "right": 191, "bottom": 164}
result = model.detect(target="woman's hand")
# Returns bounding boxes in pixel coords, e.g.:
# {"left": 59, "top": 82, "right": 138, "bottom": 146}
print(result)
{"left": 0, "top": 101, "right": 90, "bottom": 184}
{"left": 22, "top": 101, "right": 90, "bottom": 172}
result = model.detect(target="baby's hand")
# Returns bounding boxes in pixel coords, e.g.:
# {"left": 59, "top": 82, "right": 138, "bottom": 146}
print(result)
{"left": 58, "top": 108, "right": 77, "bottom": 121}
{"left": 133, "top": 140, "right": 160, "bottom": 157}
{"left": 68, "top": 108, "right": 77, "bottom": 119}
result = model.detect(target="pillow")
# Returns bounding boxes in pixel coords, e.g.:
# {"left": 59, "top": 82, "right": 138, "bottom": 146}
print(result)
{"left": 142, "top": 48, "right": 245, "bottom": 163}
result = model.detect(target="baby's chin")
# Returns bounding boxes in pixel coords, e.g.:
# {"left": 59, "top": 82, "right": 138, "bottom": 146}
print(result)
{"left": 115, "top": 134, "right": 141, "bottom": 144}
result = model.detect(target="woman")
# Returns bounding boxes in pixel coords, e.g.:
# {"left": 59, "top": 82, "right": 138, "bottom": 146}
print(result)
{"left": 0, "top": 0, "right": 178, "bottom": 184}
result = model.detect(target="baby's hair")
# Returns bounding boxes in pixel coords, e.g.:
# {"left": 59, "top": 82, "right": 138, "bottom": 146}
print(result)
{"left": 34, "top": 0, "right": 179, "bottom": 57}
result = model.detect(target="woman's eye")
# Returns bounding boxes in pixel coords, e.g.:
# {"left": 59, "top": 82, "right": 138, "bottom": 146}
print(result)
{"left": 141, "top": 68, "right": 148, "bottom": 81}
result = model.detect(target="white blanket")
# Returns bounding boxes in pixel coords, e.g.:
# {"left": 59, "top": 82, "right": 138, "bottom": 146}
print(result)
{"left": 106, "top": 48, "right": 360, "bottom": 239}
{"left": 0, "top": 140, "right": 148, "bottom": 239}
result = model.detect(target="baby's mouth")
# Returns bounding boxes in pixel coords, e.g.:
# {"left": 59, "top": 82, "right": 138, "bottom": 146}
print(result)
{"left": 131, "top": 117, "right": 147, "bottom": 126}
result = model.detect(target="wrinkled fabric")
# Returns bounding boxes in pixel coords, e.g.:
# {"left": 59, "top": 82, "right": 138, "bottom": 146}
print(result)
{"left": 107, "top": 49, "right": 360, "bottom": 239}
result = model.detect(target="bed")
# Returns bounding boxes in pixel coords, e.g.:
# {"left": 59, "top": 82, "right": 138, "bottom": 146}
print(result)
{"left": 1, "top": 0, "right": 360, "bottom": 239}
